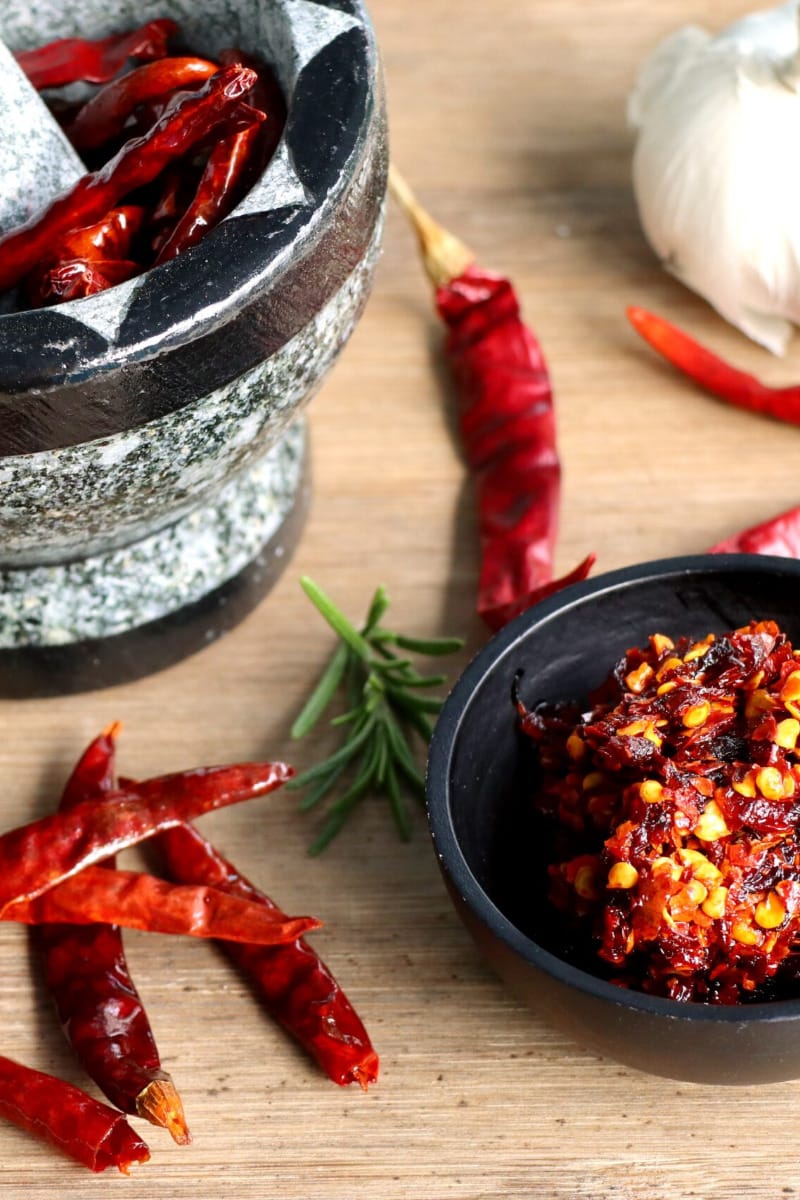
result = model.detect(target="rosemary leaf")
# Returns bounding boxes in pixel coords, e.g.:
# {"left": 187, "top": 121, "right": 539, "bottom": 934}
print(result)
{"left": 290, "top": 642, "right": 348, "bottom": 739}
{"left": 393, "top": 633, "right": 465, "bottom": 655}
{"left": 291, "top": 578, "right": 463, "bottom": 850}
{"left": 296, "top": 760, "right": 349, "bottom": 813}
{"left": 300, "top": 576, "right": 373, "bottom": 662}
{"left": 385, "top": 759, "right": 412, "bottom": 841}
{"left": 286, "top": 715, "right": 375, "bottom": 789}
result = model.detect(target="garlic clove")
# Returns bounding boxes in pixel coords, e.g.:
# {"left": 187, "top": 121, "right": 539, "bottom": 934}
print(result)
{"left": 627, "top": 26, "right": 710, "bottom": 130}
{"left": 629, "top": 0, "right": 800, "bottom": 355}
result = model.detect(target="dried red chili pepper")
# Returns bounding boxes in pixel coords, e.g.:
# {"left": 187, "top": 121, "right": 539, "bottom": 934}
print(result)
{"left": 54, "top": 205, "right": 145, "bottom": 264}
{"left": 24, "top": 206, "right": 146, "bottom": 305}
{"left": 0, "top": 759, "right": 292, "bottom": 913}
{"left": 35, "top": 726, "right": 190, "bottom": 1144}
{"left": 155, "top": 52, "right": 286, "bottom": 263}
{"left": 30, "top": 258, "right": 140, "bottom": 305}
{"left": 0, "top": 1055, "right": 149, "bottom": 1173}
{"left": 219, "top": 48, "right": 286, "bottom": 157}
{"left": 154, "top": 820, "right": 379, "bottom": 1088}
{"left": 0, "top": 64, "right": 264, "bottom": 292}
{"left": 627, "top": 305, "right": 800, "bottom": 426}
{"left": 709, "top": 506, "right": 800, "bottom": 557}
{"left": 10, "top": 864, "right": 320, "bottom": 941}
{"left": 66, "top": 57, "right": 220, "bottom": 152}
{"left": 15, "top": 19, "right": 177, "bottom": 89}
{"left": 155, "top": 122, "right": 262, "bottom": 263}
{"left": 520, "top": 620, "right": 800, "bottom": 1003}
{"left": 390, "top": 167, "right": 594, "bottom": 632}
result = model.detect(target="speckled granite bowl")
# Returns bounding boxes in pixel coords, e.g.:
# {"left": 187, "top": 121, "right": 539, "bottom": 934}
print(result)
{"left": 0, "top": 0, "right": 386, "bottom": 696}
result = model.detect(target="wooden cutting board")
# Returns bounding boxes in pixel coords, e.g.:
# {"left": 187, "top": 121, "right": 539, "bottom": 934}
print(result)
{"left": 1, "top": 2, "right": 798, "bottom": 1196}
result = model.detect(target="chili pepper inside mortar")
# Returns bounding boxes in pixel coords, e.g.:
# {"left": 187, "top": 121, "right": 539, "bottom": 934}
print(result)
{"left": 0, "top": 3, "right": 387, "bottom": 697}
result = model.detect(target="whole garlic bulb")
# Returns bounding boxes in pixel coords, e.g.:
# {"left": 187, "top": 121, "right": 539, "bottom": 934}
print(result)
{"left": 629, "top": 0, "right": 800, "bottom": 355}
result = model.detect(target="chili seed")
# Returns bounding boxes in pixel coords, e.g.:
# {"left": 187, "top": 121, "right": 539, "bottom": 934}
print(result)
{"left": 625, "top": 663, "right": 654, "bottom": 694}
{"left": 775, "top": 718, "right": 800, "bottom": 750}
{"left": 684, "top": 642, "right": 711, "bottom": 663}
{"left": 607, "top": 862, "right": 638, "bottom": 889}
{"left": 731, "top": 920, "right": 761, "bottom": 946}
{"left": 566, "top": 733, "right": 585, "bottom": 761}
{"left": 694, "top": 800, "right": 730, "bottom": 841}
{"left": 652, "top": 856, "right": 681, "bottom": 881}
{"left": 582, "top": 771, "right": 604, "bottom": 791}
{"left": 781, "top": 671, "right": 800, "bottom": 704}
{"left": 756, "top": 766, "right": 785, "bottom": 801}
{"left": 701, "top": 886, "right": 728, "bottom": 919}
{"left": 754, "top": 891, "right": 787, "bottom": 930}
{"left": 682, "top": 702, "right": 710, "bottom": 729}
{"left": 639, "top": 780, "right": 663, "bottom": 804}
{"left": 677, "top": 848, "right": 722, "bottom": 885}
{"left": 732, "top": 774, "right": 756, "bottom": 798}
{"left": 573, "top": 865, "right": 600, "bottom": 901}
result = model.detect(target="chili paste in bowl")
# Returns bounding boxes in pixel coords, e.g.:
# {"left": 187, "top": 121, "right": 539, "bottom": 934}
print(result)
{"left": 426, "top": 554, "right": 800, "bottom": 1083}
{"left": 518, "top": 618, "right": 800, "bottom": 1005}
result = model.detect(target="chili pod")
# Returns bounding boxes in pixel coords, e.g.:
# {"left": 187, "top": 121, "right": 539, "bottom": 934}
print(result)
{"left": 0, "top": 759, "right": 293, "bottom": 913}
{"left": 155, "top": 820, "right": 378, "bottom": 1088}
{"left": 390, "top": 167, "right": 593, "bottom": 631}
{"left": 15, "top": 19, "right": 177, "bottom": 89}
{"left": 0, "top": 1055, "right": 150, "bottom": 1173}
{"left": 34, "top": 726, "right": 191, "bottom": 1144}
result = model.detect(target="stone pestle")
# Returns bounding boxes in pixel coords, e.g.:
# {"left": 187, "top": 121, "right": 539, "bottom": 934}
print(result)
{"left": 0, "top": 37, "right": 84, "bottom": 239}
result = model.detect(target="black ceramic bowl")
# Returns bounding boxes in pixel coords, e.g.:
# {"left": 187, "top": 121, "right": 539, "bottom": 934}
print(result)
{"left": 427, "top": 554, "right": 800, "bottom": 1085}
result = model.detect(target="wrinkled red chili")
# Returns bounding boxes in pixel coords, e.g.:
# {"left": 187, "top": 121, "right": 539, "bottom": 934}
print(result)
{"left": 66, "top": 56, "right": 219, "bottom": 152}
{"left": 15, "top": 19, "right": 177, "bottom": 89}
{"left": 0, "top": 1055, "right": 150, "bottom": 1173}
{"left": 154, "top": 820, "right": 379, "bottom": 1088}
{"left": 34, "top": 726, "right": 191, "bottom": 1144}
{"left": 0, "top": 760, "right": 292, "bottom": 913}
{"left": 391, "top": 168, "right": 594, "bottom": 631}
{"left": 0, "top": 64, "right": 263, "bottom": 292}
{"left": 155, "top": 50, "right": 286, "bottom": 263}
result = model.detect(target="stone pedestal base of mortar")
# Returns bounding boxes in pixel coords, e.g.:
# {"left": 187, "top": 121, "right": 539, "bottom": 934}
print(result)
{"left": 0, "top": 422, "right": 309, "bottom": 698}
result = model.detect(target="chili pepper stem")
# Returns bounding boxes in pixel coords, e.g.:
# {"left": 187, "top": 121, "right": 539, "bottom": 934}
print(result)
{"left": 136, "top": 1078, "right": 191, "bottom": 1145}
{"left": 388, "top": 164, "right": 473, "bottom": 288}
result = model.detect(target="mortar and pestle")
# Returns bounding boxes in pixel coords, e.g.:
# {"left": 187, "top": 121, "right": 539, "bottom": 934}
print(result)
{"left": 0, "top": 0, "right": 387, "bottom": 698}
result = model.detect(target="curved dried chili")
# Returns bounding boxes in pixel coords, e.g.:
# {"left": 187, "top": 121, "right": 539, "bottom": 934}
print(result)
{"left": 0, "top": 760, "right": 292, "bottom": 913}
{"left": 34, "top": 727, "right": 190, "bottom": 1144}
{"left": 155, "top": 820, "right": 378, "bottom": 1089}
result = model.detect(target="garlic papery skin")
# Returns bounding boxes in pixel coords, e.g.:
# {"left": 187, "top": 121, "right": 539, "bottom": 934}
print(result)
{"left": 629, "top": 0, "right": 800, "bottom": 355}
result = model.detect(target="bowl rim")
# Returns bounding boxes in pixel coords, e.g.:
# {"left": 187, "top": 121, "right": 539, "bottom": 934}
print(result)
{"left": 426, "top": 552, "right": 800, "bottom": 1025}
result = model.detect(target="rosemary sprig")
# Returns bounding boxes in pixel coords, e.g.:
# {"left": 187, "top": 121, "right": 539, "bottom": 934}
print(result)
{"left": 289, "top": 576, "right": 464, "bottom": 854}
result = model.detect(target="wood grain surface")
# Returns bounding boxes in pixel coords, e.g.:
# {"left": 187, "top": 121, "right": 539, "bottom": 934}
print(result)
{"left": 3, "top": 1, "right": 800, "bottom": 1196}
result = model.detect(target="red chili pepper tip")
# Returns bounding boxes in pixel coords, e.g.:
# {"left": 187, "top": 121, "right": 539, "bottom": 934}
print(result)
{"left": 626, "top": 304, "right": 800, "bottom": 427}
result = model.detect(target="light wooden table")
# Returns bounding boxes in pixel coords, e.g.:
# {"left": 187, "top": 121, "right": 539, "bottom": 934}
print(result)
{"left": 3, "top": 1, "right": 800, "bottom": 1196}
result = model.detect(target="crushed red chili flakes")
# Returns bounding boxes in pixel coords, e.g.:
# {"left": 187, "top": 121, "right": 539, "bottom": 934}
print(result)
{"left": 517, "top": 619, "right": 800, "bottom": 1004}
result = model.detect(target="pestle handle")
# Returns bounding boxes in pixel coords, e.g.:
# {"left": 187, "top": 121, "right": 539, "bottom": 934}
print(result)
{"left": 0, "top": 38, "right": 84, "bottom": 238}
